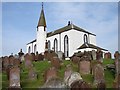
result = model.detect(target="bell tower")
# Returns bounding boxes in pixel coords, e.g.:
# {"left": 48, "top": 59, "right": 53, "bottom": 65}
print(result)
{"left": 36, "top": 2, "right": 47, "bottom": 54}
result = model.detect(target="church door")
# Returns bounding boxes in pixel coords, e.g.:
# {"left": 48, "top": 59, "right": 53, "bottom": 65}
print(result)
{"left": 64, "top": 35, "right": 69, "bottom": 57}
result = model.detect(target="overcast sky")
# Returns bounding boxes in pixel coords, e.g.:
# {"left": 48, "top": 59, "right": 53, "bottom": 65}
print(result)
{"left": 2, "top": 2, "right": 118, "bottom": 57}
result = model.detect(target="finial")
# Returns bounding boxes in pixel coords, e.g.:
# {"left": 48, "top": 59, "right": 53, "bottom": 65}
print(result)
{"left": 42, "top": 2, "right": 43, "bottom": 9}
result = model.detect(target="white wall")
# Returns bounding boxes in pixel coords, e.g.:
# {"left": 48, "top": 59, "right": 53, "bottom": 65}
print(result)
{"left": 89, "top": 34, "right": 96, "bottom": 45}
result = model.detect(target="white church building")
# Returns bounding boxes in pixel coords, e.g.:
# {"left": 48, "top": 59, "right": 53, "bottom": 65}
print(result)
{"left": 26, "top": 4, "right": 107, "bottom": 58}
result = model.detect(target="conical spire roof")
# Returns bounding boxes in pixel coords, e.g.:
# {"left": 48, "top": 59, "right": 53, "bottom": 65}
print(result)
{"left": 37, "top": 3, "right": 46, "bottom": 27}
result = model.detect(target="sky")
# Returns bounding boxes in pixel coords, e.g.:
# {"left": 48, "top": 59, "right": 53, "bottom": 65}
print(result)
{"left": 1, "top": 2, "right": 119, "bottom": 57}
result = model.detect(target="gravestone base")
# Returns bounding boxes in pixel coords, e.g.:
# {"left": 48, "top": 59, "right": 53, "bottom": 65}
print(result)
{"left": 8, "top": 87, "right": 21, "bottom": 90}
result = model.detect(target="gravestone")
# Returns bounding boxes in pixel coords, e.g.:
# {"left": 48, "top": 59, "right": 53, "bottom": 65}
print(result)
{"left": 114, "top": 51, "right": 120, "bottom": 60}
{"left": 92, "top": 50, "right": 96, "bottom": 60}
{"left": 71, "top": 80, "right": 91, "bottom": 90}
{"left": 14, "top": 58, "right": 20, "bottom": 67}
{"left": 96, "top": 49, "right": 103, "bottom": 62}
{"left": 44, "top": 67, "right": 57, "bottom": 83}
{"left": 71, "top": 55, "right": 80, "bottom": 64}
{"left": 31, "top": 53, "right": 35, "bottom": 61}
{"left": 57, "top": 51, "right": 64, "bottom": 61}
{"left": 104, "top": 52, "right": 111, "bottom": 59}
{"left": 18, "top": 49, "right": 24, "bottom": 58}
{"left": 42, "top": 77, "right": 66, "bottom": 88}
{"left": 51, "top": 57, "right": 61, "bottom": 69}
{"left": 115, "top": 59, "right": 120, "bottom": 74}
{"left": 113, "top": 74, "right": 120, "bottom": 89}
{"left": 3, "top": 56, "right": 9, "bottom": 71}
{"left": 93, "top": 63, "right": 105, "bottom": 84}
{"left": 9, "top": 55, "right": 15, "bottom": 66}
{"left": 97, "top": 81, "right": 106, "bottom": 90}
{"left": 9, "top": 66, "right": 21, "bottom": 88}
{"left": 24, "top": 53, "right": 33, "bottom": 69}
{"left": 79, "top": 56, "right": 91, "bottom": 74}
{"left": 67, "top": 72, "right": 82, "bottom": 87}
{"left": 28, "top": 68, "right": 37, "bottom": 80}
{"left": 64, "top": 64, "right": 73, "bottom": 85}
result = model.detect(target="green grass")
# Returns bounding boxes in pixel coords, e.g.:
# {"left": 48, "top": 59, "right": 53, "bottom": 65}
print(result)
{"left": 2, "top": 59, "right": 115, "bottom": 89}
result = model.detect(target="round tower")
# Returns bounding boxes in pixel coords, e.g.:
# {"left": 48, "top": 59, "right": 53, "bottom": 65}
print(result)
{"left": 36, "top": 3, "right": 47, "bottom": 54}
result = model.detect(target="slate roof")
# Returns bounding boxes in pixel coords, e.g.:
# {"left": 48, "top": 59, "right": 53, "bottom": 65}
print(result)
{"left": 47, "top": 24, "right": 96, "bottom": 37}
{"left": 77, "top": 43, "right": 108, "bottom": 51}
{"left": 37, "top": 8, "right": 46, "bottom": 27}
{"left": 27, "top": 39, "right": 36, "bottom": 45}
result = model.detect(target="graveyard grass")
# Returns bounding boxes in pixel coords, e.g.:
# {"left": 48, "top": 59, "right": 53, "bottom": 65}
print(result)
{"left": 2, "top": 59, "right": 115, "bottom": 89}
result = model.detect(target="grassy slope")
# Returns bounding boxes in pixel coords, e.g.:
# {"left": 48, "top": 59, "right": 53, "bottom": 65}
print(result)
{"left": 2, "top": 59, "right": 115, "bottom": 89}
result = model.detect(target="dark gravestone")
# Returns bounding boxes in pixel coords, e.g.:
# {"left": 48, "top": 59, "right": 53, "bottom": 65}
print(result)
{"left": 51, "top": 57, "right": 61, "bottom": 69}
{"left": 71, "top": 80, "right": 91, "bottom": 90}
{"left": 44, "top": 67, "right": 57, "bottom": 83}
{"left": 114, "top": 51, "right": 120, "bottom": 60}
{"left": 28, "top": 68, "right": 37, "bottom": 80}
{"left": 14, "top": 58, "right": 20, "bottom": 67}
{"left": 24, "top": 53, "right": 33, "bottom": 69}
{"left": 92, "top": 50, "right": 96, "bottom": 60}
{"left": 71, "top": 55, "right": 80, "bottom": 64}
{"left": 38, "top": 54, "right": 44, "bottom": 61}
{"left": 31, "top": 53, "right": 35, "bottom": 61}
{"left": 9, "top": 66, "right": 21, "bottom": 88}
{"left": 93, "top": 63, "right": 105, "bottom": 84}
{"left": 64, "top": 64, "right": 73, "bottom": 85}
{"left": 96, "top": 49, "right": 103, "bottom": 62}
{"left": 79, "top": 56, "right": 91, "bottom": 74}
{"left": 18, "top": 49, "right": 24, "bottom": 58}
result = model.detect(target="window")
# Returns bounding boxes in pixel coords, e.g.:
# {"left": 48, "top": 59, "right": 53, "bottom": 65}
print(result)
{"left": 64, "top": 35, "right": 69, "bottom": 57}
{"left": 34, "top": 44, "right": 36, "bottom": 53}
{"left": 48, "top": 40, "right": 51, "bottom": 51}
{"left": 84, "top": 34, "right": 88, "bottom": 44}
{"left": 28, "top": 46, "right": 31, "bottom": 53}
{"left": 54, "top": 38, "right": 58, "bottom": 53}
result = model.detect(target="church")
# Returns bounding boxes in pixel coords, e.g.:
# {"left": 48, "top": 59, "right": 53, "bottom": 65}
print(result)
{"left": 26, "top": 3, "right": 107, "bottom": 58}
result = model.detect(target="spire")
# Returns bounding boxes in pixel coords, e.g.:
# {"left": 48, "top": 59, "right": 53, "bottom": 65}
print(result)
{"left": 37, "top": 2, "right": 46, "bottom": 27}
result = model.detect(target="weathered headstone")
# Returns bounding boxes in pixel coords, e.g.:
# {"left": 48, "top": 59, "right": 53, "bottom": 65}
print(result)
{"left": 24, "top": 53, "right": 33, "bottom": 69}
{"left": 31, "top": 53, "right": 35, "bottom": 61}
{"left": 71, "top": 55, "right": 80, "bottom": 64}
{"left": 114, "top": 51, "right": 120, "bottom": 60}
{"left": 18, "top": 49, "right": 24, "bottom": 58}
{"left": 71, "top": 80, "right": 91, "bottom": 90}
{"left": 104, "top": 52, "right": 111, "bottom": 59}
{"left": 57, "top": 51, "right": 64, "bottom": 61}
{"left": 42, "top": 77, "right": 66, "bottom": 88}
{"left": 9, "top": 66, "right": 21, "bottom": 88}
{"left": 3, "top": 56, "right": 9, "bottom": 71}
{"left": 67, "top": 72, "right": 82, "bottom": 87}
{"left": 113, "top": 74, "right": 120, "bottom": 89}
{"left": 9, "top": 55, "right": 15, "bottom": 66}
{"left": 79, "top": 56, "right": 91, "bottom": 74}
{"left": 96, "top": 49, "right": 103, "bottom": 62}
{"left": 115, "top": 59, "right": 120, "bottom": 74}
{"left": 92, "top": 50, "right": 96, "bottom": 60}
{"left": 64, "top": 64, "right": 73, "bottom": 85}
{"left": 51, "top": 57, "right": 61, "bottom": 69}
{"left": 14, "top": 58, "right": 20, "bottom": 67}
{"left": 44, "top": 67, "right": 57, "bottom": 83}
{"left": 93, "top": 63, "right": 105, "bottom": 84}
{"left": 28, "top": 68, "right": 37, "bottom": 80}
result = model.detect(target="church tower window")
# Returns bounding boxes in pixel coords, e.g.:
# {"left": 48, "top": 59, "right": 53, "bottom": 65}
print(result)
{"left": 64, "top": 35, "right": 69, "bottom": 57}
{"left": 54, "top": 38, "right": 58, "bottom": 53}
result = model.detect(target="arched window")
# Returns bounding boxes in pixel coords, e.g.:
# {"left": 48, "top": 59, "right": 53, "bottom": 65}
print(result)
{"left": 34, "top": 44, "right": 36, "bottom": 53}
{"left": 64, "top": 35, "right": 69, "bottom": 57}
{"left": 84, "top": 34, "right": 88, "bottom": 44}
{"left": 28, "top": 46, "right": 31, "bottom": 53}
{"left": 54, "top": 38, "right": 58, "bottom": 53}
{"left": 48, "top": 40, "right": 51, "bottom": 51}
